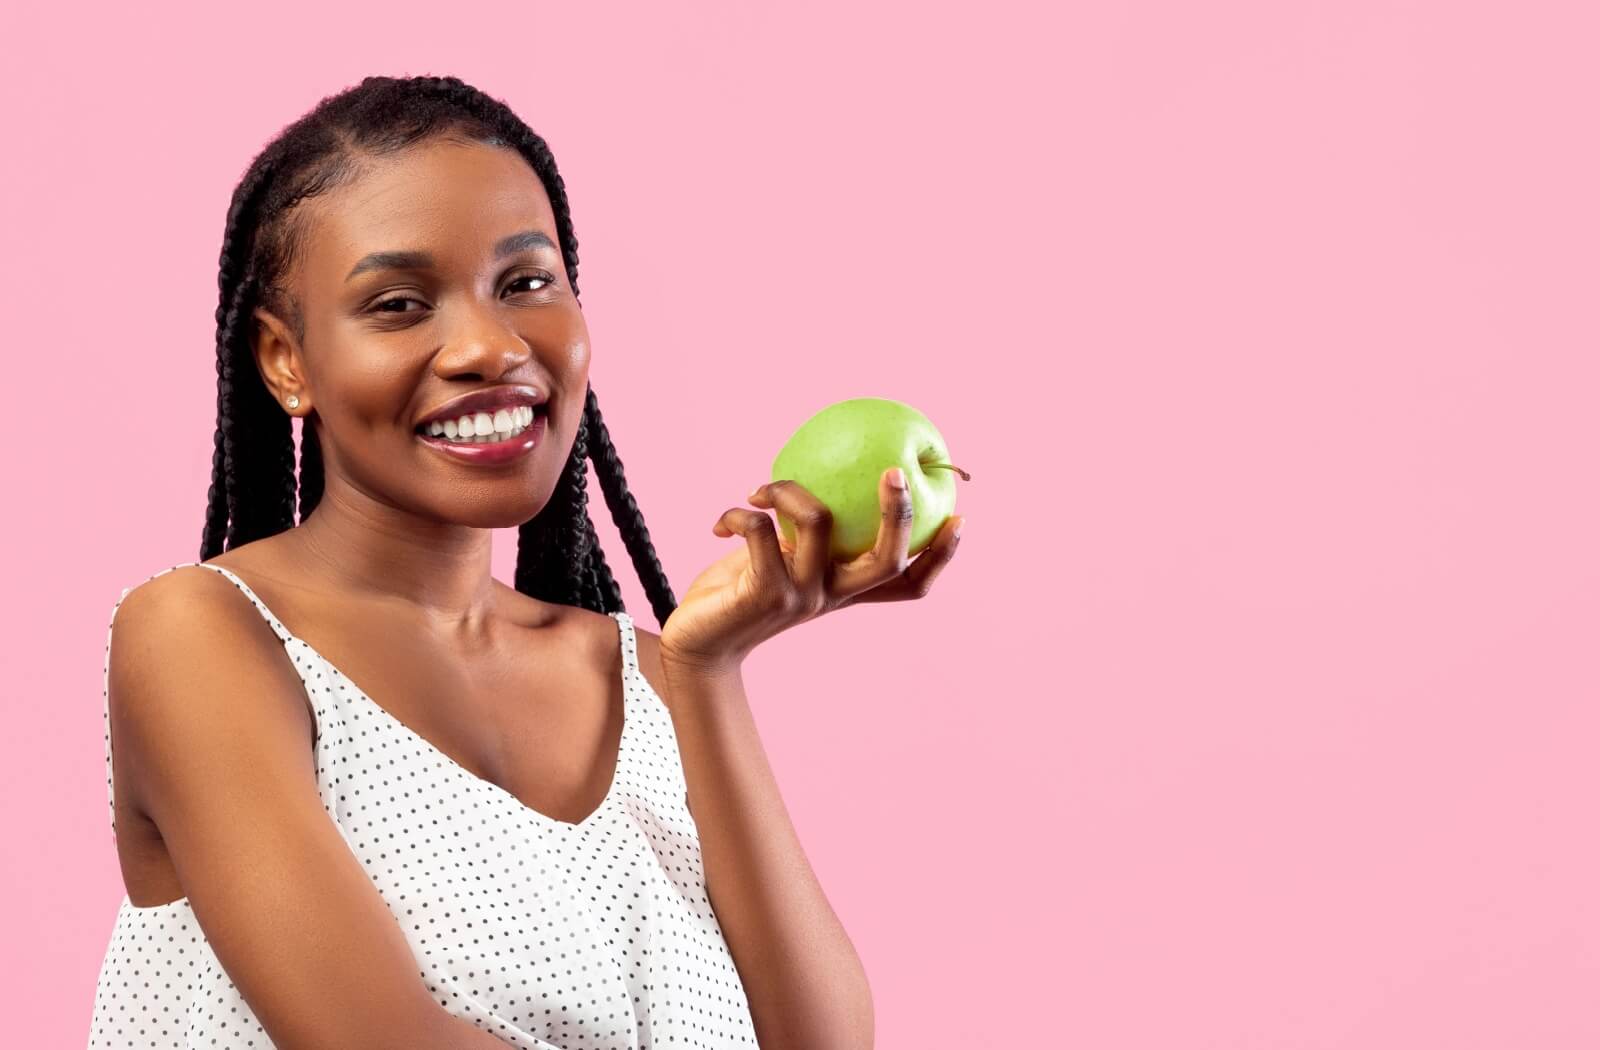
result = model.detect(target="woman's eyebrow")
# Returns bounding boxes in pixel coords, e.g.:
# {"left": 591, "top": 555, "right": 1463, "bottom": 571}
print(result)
{"left": 344, "top": 229, "right": 557, "bottom": 283}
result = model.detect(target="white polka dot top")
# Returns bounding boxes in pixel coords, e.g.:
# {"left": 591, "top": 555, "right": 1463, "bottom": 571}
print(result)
{"left": 89, "top": 562, "right": 759, "bottom": 1049}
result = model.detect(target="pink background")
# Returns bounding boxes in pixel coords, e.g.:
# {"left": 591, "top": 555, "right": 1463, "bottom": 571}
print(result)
{"left": 6, "top": 1, "right": 1598, "bottom": 1046}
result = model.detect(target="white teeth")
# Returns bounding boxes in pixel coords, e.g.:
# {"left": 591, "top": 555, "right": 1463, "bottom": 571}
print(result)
{"left": 422, "top": 403, "right": 540, "bottom": 444}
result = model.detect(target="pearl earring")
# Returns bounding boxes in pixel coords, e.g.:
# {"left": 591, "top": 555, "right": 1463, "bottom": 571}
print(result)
{"left": 286, "top": 395, "right": 300, "bottom": 410}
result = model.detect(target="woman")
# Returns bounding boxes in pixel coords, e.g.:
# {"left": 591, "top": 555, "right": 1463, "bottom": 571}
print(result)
{"left": 88, "top": 75, "right": 964, "bottom": 1050}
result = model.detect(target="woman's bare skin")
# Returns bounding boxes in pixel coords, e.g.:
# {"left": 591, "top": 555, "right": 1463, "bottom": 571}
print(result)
{"left": 111, "top": 531, "right": 672, "bottom": 910}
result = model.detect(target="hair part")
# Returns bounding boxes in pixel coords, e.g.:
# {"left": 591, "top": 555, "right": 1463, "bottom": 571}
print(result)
{"left": 201, "top": 74, "right": 677, "bottom": 624}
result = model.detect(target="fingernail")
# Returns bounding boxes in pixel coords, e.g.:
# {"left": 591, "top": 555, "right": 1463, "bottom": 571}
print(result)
{"left": 953, "top": 516, "right": 965, "bottom": 539}
{"left": 888, "top": 467, "right": 907, "bottom": 489}
{"left": 748, "top": 484, "right": 764, "bottom": 501}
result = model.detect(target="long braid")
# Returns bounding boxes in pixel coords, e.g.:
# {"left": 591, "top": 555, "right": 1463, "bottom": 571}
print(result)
{"left": 585, "top": 517, "right": 623, "bottom": 613}
{"left": 563, "top": 396, "right": 596, "bottom": 608}
{"left": 201, "top": 159, "right": 280, "bottom": 556}
{"left": 583, "top": 386, "right": 677, "bottom": 624}
{"left": 200, "top": 348, "right": 232, "bottom": 557}
{"left": 297, "top": 423, "right": 324, "bottom": 523}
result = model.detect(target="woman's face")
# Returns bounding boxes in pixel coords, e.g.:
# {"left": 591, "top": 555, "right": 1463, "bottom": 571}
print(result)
{"left": 253, "top": 137, "right": 590, "bottom": 529}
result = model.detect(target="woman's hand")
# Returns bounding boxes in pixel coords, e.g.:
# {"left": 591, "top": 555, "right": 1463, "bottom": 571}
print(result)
{"left": 658, "top": 466, "right": 966, "bottom": 679}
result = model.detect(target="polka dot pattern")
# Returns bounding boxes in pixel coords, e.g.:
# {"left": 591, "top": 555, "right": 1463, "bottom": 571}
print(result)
{"left": 89, "top": 562, "right": 759, "bottom": 1049}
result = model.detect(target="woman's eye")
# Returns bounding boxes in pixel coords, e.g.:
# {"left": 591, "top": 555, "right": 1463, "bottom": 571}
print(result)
{"left": 372, "top": 295, "right": 425, "bottom": 314}
{"left": 506, "top": 272, "right": 554, "bottom": 294}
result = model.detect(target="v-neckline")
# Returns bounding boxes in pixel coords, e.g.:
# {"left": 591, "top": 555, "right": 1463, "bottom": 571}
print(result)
{"left": 313, "top": 641, "right": 629, "bottom": 831}
{"left": 192, "top": 562, "right": 630, "bottom": 832}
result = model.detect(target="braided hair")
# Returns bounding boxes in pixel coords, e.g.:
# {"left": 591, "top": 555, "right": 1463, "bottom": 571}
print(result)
{"left": 200, "top": 74, "right": 676, "bottom": 624}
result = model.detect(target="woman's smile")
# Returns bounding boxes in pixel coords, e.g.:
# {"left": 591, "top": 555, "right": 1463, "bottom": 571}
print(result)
{"left": 415, "top": 404, "right": 547, "bottom": 465}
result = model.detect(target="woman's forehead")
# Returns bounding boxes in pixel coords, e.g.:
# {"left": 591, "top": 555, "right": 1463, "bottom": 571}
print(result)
{"left": 304, "top": 146, "right": 554, "bottom": 274}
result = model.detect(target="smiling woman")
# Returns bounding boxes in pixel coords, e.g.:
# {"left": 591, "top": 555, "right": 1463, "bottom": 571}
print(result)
{"left": 87, "top": 75, "right": 767, "bottom": 1049}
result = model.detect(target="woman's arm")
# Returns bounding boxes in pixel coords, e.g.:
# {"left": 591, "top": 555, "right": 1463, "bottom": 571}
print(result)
{"left": 640, "top": 633, "right": 874, "bottom": 1050}
{"left": 109, "top": 570, "right": 512, "bottom": 1050}
{"left": 637, "top": 469, "right": 962, "bottom": 1049}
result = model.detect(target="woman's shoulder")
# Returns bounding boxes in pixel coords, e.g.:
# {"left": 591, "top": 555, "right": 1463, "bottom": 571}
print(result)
{"left": 113, "top": 533, "right": 292, "bottom": 605}
{"left": 109, "top": 563, "right": 300, "bottom": 694}
{"left": 114, "top": 556, "right": 260, "bottom": 623}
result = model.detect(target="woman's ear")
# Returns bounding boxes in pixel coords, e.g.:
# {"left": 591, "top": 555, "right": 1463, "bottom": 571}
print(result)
{"left": 252, "top": 306, "right": 311, "bottom": 415}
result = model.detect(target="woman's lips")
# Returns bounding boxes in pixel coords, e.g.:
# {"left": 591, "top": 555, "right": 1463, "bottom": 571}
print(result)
{"left": 415, "top": 409, "right": 546, "bottom": 466}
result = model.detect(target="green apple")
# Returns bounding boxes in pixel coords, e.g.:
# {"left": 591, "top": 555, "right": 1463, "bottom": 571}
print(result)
{"left": 770, "top": 397, "right": 970, "bottom": 561}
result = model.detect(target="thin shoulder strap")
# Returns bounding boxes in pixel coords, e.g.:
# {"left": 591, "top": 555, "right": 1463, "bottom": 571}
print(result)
{"left": 610, "top": 610, "right": 639, "bottom": 676}
{"left": 101, "top": 561, "right": 296, "bottom": 841}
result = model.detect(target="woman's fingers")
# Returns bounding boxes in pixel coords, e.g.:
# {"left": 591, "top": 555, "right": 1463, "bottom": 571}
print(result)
{"left": 830, "top": 467, "right": 916, "bottom": 603}
{"left": 841, "top": 512, "right": 964, "bottom": 605}
{"left": 712, "top": 507, "right": 789, "bottom": 589}
{"left": 742, "top": 471, "right": 965, "bottom": 610}
{"left": 748, "top": 480, "right": 833, "bottom": 601}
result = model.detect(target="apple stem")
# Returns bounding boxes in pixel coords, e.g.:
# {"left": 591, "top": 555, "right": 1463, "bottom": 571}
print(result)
{"left": 923, "top": 461, "right": 972, "bottom": 481}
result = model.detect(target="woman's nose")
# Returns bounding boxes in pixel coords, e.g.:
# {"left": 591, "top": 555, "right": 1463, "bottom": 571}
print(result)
{"left": 433, "top": 315, "right": 534, "bottom": 379}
